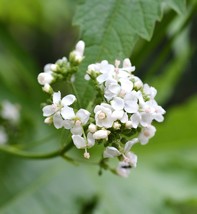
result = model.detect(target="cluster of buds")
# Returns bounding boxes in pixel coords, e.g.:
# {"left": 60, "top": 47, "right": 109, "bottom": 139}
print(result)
{"left": 0, "top": 100, "right": 21, "bottom": 144}
{"left": 37, "top": 41, "right": 85, "bottom": 94}
{"left": 38, "top": 41, "right": 165, "bottom": 177}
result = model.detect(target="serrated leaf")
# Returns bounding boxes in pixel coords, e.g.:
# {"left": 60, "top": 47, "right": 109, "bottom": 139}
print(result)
{"left": 73, "top": 0, "right": 186, "bottom": 106}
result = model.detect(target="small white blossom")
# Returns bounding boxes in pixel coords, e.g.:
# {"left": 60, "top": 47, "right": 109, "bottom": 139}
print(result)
{"left": 1, "top": 100, "right": 20, "bottom": 123}
{"left": 71, "top": 40, "right": 85, "bottom": 62}
{"left": 37, "top": 72, "right": 54, "bottom": 85}
{"left": 94, "top": 103, "right": 114, "bottom": 128}
{"left": 42, "top": 91, "right": 76, "bottom": 129}
{"left": 72, "top": 132, "right": 95, "bottom": 149}
{"left": 138, "top": 125, "right": 156, "bottom": 145}
{"left": 143, "top": 84, "right": 157, "bottom": 100}
{"left": 64, "top": 109, "right": 90, "bottom": 135}
{"left": 94, "top": 60, "right": 115, "bottom": 84}
{"left": 116, "top": 151, "right": 138, "bottom": 177}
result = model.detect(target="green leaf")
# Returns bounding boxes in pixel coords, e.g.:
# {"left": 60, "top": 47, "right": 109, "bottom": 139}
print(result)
{"left": 73, "top": 0, "right": 186, "bottom": 106}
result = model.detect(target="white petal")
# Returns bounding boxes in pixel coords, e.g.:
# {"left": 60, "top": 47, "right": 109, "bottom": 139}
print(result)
{"left": 53, "top": 113, "right": 64, "bottom": 129}
{"left": 53, "top": 91, "right": 61, "bottom": 105}
{"left": 72, "top": 135, "right": 86, "bottom": 149}
{"left": 71, "top": 125, "right": 83, "bottom": 135}
{"left": 119, "top": 78, "right": 133, "bottom": 93}
{"left": 108, "top": 83, "right": 120, "bottom": 94}
{"left": 76, "top": 109, "right": 90, "bottom": 124}
{"left": 130, "top": 113, "right": 140, "bottom": 128}
{"left": 111, "top": 97, "right": 124, "bottom": 110}
{"left": 63, "top": 120, "right": 74, "bottom": 129}
{"left": 61, "top": 106, "right": 75, "bottom": 120}
{"left": 42, "top": 105, "right": 55, "bottom": 117}
{"left": 112, "top": 110, "right": 124, "bottom": 120}
{"left": 116, "top": 162, "right": 131, "bottom": 177}
{"left": 140, "top": 113, "right": 153, "bottom": 127}
{"left": 103, "top": 147, "right": 121, "bottom": 158}
{"left": 61, "top": 94, "right": 76, "bottom": 106}
{"left": 120, "top": 113, "right": 128, "bottom": 123}
{"left": 126, "top": 152, "right": 137, "bottom": 167}
{"left": 87, "top": 132, "right": 95, "bottom": 148}
{"left": 124, "top": 138, "right": 138, "bottom": 153}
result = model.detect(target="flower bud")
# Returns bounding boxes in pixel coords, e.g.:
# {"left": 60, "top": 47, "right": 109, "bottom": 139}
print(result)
{"left": 93, "top": 130, "right": 110, "bottom": 140}
{"left": 42, "top": 84, "right": 53, "bottom": 94}
{"left": 44, "top": 117, "right": 53, "bottom": 124}
{"left": 113, "top": 122, "right": 121, "bottom": 130}
{"left": 38, "top": 72, "right": 53, "bottom": 85}
{"left": 125, "top": 121, "right": 133, "bottom": 129}
{"left": 88, "top": 123, "right": 97, "bottom": 133}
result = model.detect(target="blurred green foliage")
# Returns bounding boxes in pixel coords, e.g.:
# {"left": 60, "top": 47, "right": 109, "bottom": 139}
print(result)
{"left": 0, "top": 0, "right": 197, "bottom": 213}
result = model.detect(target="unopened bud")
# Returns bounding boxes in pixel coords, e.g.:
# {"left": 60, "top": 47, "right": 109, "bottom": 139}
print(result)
{"left": 88, "top": 124, "right": 97, "bottom": 133}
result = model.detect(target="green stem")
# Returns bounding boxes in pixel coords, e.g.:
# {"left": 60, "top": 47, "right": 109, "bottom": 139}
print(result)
{"left": 70, "top": 81, "right": 81, "bottom": 108}
{"left": 0, "top": 142, "right": 73, "bottom": 160}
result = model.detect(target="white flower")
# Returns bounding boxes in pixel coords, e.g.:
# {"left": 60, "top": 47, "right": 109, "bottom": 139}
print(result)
{"left": 94, "top": 103, "right": 114, "bottom": 128}
{"left": 116, "top": 161, "right": 131, "bottom": 178}
{"left": 64, "top": 109, "right": 90, "bottom": 135}
{"left": 93, "top": 129, "right": 110, "bottom": 140}
{"left": 0, "top": 126, "right": 8, "bottom": 144}
{"left": 119, "top": 58, "right": 135, "bottom": 75}
{"left": 95, "top": 60, "right": 115, "bottom": 84}
{"left": 104, "top": 78, "right": 133, "bottom": 101}
{"left": 42, "top": 91, "right": 76, "bottom": 129}
{"left": 116, "top": 152, "right": 138, "bottom": 178}
{"left": 37, "top": 72, "right": 54, "bottom": 85}
{"left": 130, "top": 112, "right": 152, "bottom": 128}
{"left": 138, "top": 125, "right": 156, "bottom": 145}
{"left": 1, "top": 100, "right": 20, "bottom": 123}
{"left": 110, "top": 91, "right": 139, "bottom": 114}
{"left": 71, "top": 40, "right": 85, "bottom": 62}
{"left": 103, "top": 138, "right": 138, "bottom": 159}
{"left": 72, "top": 132, "right": 95, "bottom": 149}
{"left": 143, "top": 83, "right": 157, "bottom": 100}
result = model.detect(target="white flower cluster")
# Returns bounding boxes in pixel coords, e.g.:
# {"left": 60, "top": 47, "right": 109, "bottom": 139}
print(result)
{"left": 39, "top": 41, "right": 165, "bottom": 177}
{"left": 85, "top": 59, "right": 165, "bottom": 177}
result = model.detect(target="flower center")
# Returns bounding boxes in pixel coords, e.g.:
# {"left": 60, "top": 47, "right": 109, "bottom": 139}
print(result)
{"left": 144, "top": 130, "right": 150, "bottom": 137}
{"left": 75, "top": 119, "right": 82, "bottom": 126}
{"left": 98, "top": 112, "right": 106, "bottom": 120}
{"left": 119, "top": 89, "right": 126, "bottom": 97}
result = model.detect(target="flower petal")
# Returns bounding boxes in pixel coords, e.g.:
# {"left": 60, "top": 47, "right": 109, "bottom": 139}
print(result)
{"left": 103, "top": 146, "right": 121, "bottom": 158}
{"left": 53, "top": 91, "right": 61, "bottom": 105}
{"left": 42, "top": 105, "right": 55, "bottom": 117}
{"left": 87, "top": 132, "right": 95, "bottom": 148}
{"left": 72, "top": 135, "right": 86, "bottom": 149}
{"left": 61, "top": 106, "right": 75, "bottom": 120}
{"left": 71, "top": 125, "right": 83, "bottom": 135}
{"left": 76, "top": 109, "right": 90, "bottom": 124}
{"left": 111, "top": 97, "right": 124, "bottom": 111}
{"left": 61, "top": 94, "right": 76, "bottom": 106}
{"left": 53, "top": 113, "right": 64, "bottom": 129}
{"left": 124, "top": 138, "right": 138, "bottom": 153}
